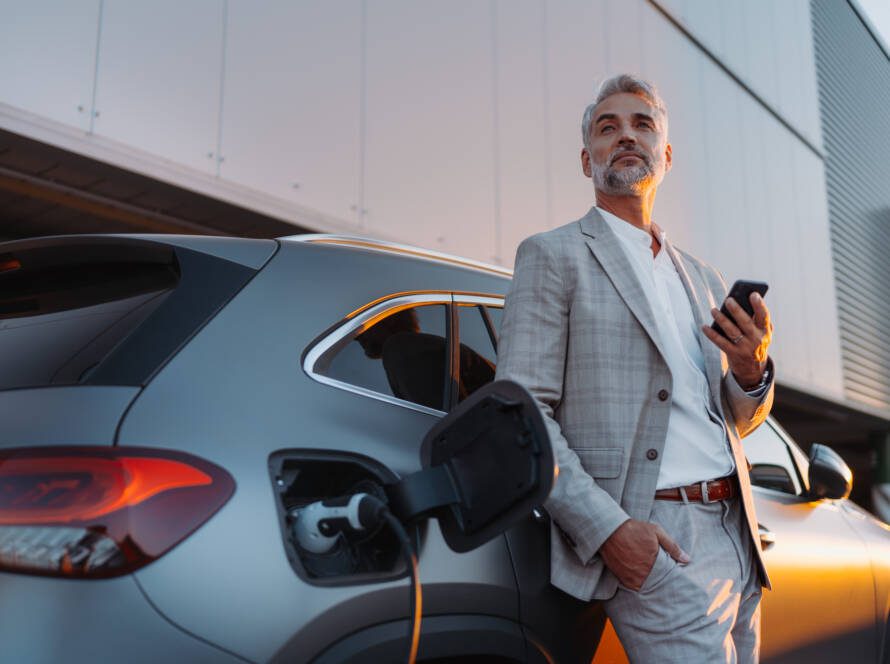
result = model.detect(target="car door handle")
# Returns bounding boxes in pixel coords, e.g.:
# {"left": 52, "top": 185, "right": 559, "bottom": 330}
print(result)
{"left": 758, "top": 524, "right": 776, "bottom": 549}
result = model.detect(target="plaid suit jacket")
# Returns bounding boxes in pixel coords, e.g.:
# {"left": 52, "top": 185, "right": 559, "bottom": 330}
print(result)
{"left": 495, "top": 207, "right": 774, "bottom": 601}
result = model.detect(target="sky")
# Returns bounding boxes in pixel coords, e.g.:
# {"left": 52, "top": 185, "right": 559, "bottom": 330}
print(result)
{"left": 857, "top": 0, "right": 890, "bottom": 52}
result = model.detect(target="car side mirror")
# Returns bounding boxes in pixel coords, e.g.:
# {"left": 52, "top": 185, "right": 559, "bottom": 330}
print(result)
{"left": 386, "top": 380, "right": 555, "bottom": 552}
{"left": 806, "top": 443, "right": 852, "bottom": 500}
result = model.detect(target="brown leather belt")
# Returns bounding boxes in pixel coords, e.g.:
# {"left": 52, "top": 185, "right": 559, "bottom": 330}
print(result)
{"left": 654, "top": 476, "right": 738, "bottom": 503}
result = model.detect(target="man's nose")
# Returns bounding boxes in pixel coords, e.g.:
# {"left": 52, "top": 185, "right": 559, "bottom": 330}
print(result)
{"left": 617, "top": 131, "right": 637, "bottom": 145}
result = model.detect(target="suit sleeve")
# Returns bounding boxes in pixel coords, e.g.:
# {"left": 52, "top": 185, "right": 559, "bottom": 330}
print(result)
{"left": 495, "top": 236, "right": 630, "bottom": 564}
{"left": 724, "top": 356, "right": 775, "bottom": 438}
{"left": 707, "top": 266, "right": 776, "bottom": 438}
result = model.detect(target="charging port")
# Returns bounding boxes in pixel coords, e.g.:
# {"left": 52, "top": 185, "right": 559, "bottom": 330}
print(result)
{"left": 268, "top": 450, "right": 420, "bottom": 585}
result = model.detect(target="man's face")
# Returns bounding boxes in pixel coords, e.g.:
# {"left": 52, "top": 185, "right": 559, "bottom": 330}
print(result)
{"left": 581, "top": 92, "right": 672, "bottom": 196}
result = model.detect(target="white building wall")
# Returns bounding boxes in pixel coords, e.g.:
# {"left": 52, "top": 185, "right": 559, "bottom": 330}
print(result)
{"left": 363, "top": 2, "right": 497, "bottom": 258}
{"left": 0, "top": 0, "right": 844, "bottom": 400}
{"left": 654, "top": 0, "right": 823, "bottom": 151}
{"left": 1, "top": 0, "right": 100, "bottom": 132}
{"left": 93, "top": 1, "right": 225, "bottom": 175}
{"left": 220, "top": 1, "right": 363, "bottom": 225}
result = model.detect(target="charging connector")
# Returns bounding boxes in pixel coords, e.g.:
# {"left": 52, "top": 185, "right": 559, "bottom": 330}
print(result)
{"left": 291, "top": 494, "right": 420, "bottom": 664}
{"left": 291, "top": 493, "right": 386, "bottom": 554}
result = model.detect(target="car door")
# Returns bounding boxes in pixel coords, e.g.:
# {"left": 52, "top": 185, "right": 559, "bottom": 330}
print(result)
{"left": 745, "top": 420, "right": 878, "bottom": 663}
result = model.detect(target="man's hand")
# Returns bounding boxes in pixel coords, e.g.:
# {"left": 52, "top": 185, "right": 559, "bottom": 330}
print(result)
{"left": 701, "top": 292, "right": 773, "bottom": 389}
{"left": 600, "top": 519, "right": 690, "bottom": 591}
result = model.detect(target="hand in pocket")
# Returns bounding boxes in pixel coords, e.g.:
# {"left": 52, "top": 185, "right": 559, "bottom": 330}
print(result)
{"left": 600, "top": 519, "right": 690, "bottom": 591}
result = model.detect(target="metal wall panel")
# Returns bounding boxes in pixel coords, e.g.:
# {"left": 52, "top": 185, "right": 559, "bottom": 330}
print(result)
{"left": 763, "top": 119, "right": 808, "bottom": 384}
{"left": 362, "top": 0, "right": 496, "bottom": 260}
{"left": 793, "top": 0, "right": 824, "bottom": 145}
{"left": 654, "top": 0, "right": 823, "bottom": 151}
{"left": 812, "top": 0, "right": 890, "bottom": 411}
{"left": 741, "top": 0, "right": 780, "bottom": 124}
{"left": 772, "top": 0, "right": 800, "bottom": 123}
{"left": 492, "top": 0, "right": 549, "bottom": 264}
{"left": 605, "top": 0, "right": 646, "bottom": 74}
{"left": 0, "top": 0, "right": 100, "bottom": 130}
{"left": 719, "top": 1, "right": 750, "bottom": 88}
{"left": 219, "top": 0, "right": 362, "bottom": 226}
{"left": 92, "top": 0, "right": 224, "bottom": 174}
{"left": 795, "top": 133, "right": 844, "bottom": 390}
{"left": 639, "top": 2, "right": 711, "bottom": 253}
{"left": 539, "top": 0, "right": 609, "bottom": 246}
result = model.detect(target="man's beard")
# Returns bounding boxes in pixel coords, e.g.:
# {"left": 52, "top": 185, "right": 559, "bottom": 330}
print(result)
{"left": 591, "top": 147, "right": 663, "bottom": 196}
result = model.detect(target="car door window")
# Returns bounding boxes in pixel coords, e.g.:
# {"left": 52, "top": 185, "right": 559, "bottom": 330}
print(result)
{"left": 484, "top": 305, "right": 502, "bottom": 343}
{"left": 455, "top": 304, "right": 497, "bottom": 403}
{"left": 743, "top": 422, "right": 803, "bottom": 495}
{"left": 322, "top": 304, "right": 449, "bottom": 411}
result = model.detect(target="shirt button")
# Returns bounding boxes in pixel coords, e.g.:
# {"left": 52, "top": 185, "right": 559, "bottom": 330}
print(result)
{"left": 657, "top": 389, "right": 670, "bottom": 401}
{"left": 646, "top": 449, "right": 659, "bottom": 460}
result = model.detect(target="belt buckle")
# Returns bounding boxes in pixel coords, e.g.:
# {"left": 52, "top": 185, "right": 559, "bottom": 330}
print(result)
{"left": 700, "top": 480, "right": 712, "bottom": 504}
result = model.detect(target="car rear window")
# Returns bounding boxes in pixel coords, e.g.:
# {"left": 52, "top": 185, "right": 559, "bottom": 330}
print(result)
{"left": 319, "top": 304, "right": 449, "bottom": 411}
{"left": 0, "top": 237, "right": 257, "bottom": 391}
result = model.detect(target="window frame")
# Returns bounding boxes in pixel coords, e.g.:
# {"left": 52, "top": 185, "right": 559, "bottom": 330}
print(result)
{"left": 304, "top": 292, "right": 505, "bottom": 416}
{"left": 764, "top": 416, "right": 811, "bottom": 495}
{"left": 303, "top": 292, "right": 453, "bottom": 416}
{"left": 747, "top": 417, "right": 811, "bottom": 498}
{"left": 451, "top": 295, "right": 503, "bottom": 410}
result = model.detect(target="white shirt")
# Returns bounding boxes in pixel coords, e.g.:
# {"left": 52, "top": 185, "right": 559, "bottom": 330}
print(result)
{"left": 597, "top": 208, "right": 736, "bottom": 489}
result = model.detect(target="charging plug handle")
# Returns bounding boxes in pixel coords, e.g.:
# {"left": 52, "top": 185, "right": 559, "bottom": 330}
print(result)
{"left": 292, "top": 493, "right": 388, "bottom": 553}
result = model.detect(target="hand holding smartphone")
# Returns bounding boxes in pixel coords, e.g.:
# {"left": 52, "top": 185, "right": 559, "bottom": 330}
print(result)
{"left": 710, "top": 280, "right": 769, "bottom": 340}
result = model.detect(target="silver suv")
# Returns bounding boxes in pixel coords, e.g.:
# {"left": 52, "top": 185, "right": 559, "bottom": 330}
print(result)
{"left": 0, "top": 233, "right": 888, "bottom": 664}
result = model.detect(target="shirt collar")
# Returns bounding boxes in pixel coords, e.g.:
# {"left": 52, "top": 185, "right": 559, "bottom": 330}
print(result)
{"left": 596, "top": 206, "right": 666, "bottom": 248}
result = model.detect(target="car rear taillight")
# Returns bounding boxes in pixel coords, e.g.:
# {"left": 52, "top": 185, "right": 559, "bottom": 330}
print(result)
{"left": 0, "top": 447, "right": 235, "bottom": 578}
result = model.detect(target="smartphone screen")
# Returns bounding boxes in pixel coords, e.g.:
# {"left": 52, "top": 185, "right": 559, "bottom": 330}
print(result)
{"left": 710, "top": 280, "right": 769, "bottom": 339}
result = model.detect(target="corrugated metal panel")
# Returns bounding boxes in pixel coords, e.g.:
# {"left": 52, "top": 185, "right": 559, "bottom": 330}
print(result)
{"left": 812, "top": 0, "right": 890, "bottom": 411}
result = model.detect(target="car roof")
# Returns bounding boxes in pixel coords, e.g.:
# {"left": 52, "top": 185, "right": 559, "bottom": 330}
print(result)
{"left": 280, "top": 234, "right": 513, "bottom": 279}
{"left": 0, "top": 233, "right": 277, "bottom": 270}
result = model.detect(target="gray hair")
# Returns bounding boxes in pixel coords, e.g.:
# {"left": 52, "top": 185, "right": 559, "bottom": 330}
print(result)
{"left": 581, "top": 74, "right": 668, "bottom": 150}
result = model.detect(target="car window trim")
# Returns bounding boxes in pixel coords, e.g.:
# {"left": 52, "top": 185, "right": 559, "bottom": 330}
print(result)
{"left": 479, "top": 305, "right": 499, "bottom": 352}
{"left": 746, "top": 418, "right": 812, "bottom": 500}
{"left": 303, "top": 292, "right": 453, "bottom": 417}
{"left": 764, "top": 418, "right": 811, "bottom": 495}
{"left": 454, "top": 295, "right": 503, "bottom": 352}
{"left": 453, "top": 295, "right": 503, "bottom": 307}
{"left": 446, "top": 298, "right": 458, "bottom": 411}
{"left": 451, "top": 295, "right": 503, "bottom": 410}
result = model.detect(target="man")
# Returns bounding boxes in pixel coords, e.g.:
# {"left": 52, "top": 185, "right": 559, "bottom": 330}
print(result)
{"left": 495, "top": 74, "right": 774, "bottom": 663}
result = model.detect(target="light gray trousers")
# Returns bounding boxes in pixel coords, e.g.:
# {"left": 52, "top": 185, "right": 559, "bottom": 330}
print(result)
{"left": 604, "top": 496, "right": 762, "bottom": 664}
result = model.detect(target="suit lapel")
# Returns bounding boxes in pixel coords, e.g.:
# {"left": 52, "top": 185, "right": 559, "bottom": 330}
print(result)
{"left": 579, "top": 208, "right": 668, "bottom": 362}
{"left": 664, "top": 240, "right": 726, "bottom": 412}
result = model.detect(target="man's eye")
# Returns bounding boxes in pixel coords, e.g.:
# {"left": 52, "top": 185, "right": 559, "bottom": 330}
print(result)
{"left": 600, "top": 125, "right": 614, "bottom": 133}
{"left": 637, "top": 122, "right": 653, "bottom": 130}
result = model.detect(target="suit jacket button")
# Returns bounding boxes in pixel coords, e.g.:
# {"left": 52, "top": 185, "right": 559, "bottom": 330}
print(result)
{"left": 646, "top": 449, "right": 658, "bottom": 460}
{"left": 657, "top": 389, "right": 670, "bottom": 401}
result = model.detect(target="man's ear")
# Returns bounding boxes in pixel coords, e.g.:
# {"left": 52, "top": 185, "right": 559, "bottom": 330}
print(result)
{"left": 664, "top": 143, "right": 673, "bottom": 171}
{"left": 581, "top": 148, "right": 592, "bottom": 178}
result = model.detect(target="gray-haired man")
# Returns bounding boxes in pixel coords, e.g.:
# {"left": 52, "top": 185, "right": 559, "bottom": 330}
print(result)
{"left": 495, "top": 74, "right": 775, "bottom": 662}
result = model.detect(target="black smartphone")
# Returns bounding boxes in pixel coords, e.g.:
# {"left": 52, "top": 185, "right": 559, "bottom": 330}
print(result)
{"left": 710, "top": 280, "right": 769, "bottom": 340}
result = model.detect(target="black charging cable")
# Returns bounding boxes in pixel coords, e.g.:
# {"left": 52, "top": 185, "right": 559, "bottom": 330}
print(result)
{"left": 291, "top": 493, "right": 421, "bottom": 664}
{"left": 379, "top": 504, "right": 421, "bottom": 664}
